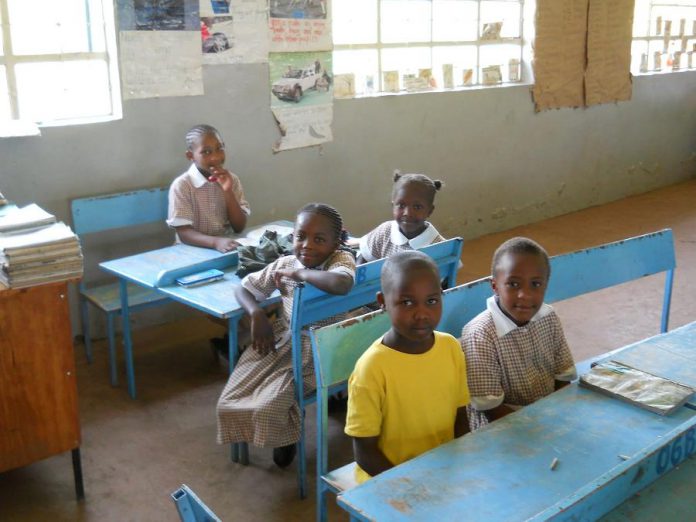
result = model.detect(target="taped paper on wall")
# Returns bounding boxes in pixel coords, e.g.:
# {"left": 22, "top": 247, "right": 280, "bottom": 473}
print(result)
{"left": 120, "top": 31, "right": 203, "bottom": 99}
{"left": 272, "top": 104, "right": 333, "bottom": 152}
{"left": 200, "top": 0, "right": 269, "bottom": 64}
{"left": 270, "top": 51, "right": 333, "bottom": 151}
{"left": 269, "top": 0, "right": 331, "bottom": 52}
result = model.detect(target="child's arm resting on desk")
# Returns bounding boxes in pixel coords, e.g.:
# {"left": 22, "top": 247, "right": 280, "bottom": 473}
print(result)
{"left": 352, "top": 436, "right": 394, "bottom": 477}
{"left": 177, "top": 226, "right": 239, "bottom": 253}
{"left": 274, "top": 269, "right": 353, "bottom": 295}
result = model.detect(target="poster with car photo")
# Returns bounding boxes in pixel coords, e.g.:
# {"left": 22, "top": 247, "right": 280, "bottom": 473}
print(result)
{"left": 269, "top": 51, "right": 332, "bottom": 107}
{"left": 270, "top": 51, "right": 333, "bottom": 152}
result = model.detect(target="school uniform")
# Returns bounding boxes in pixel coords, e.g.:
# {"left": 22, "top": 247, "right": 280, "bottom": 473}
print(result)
{"left": 358, "top": 220, "right": 445, "bottom": 262}
{"left": 461, "top": 296, "right": 576, "bottom": 431}
{"left": 167, "top": 163, "right": 250, "bottom": 241}
{"left": 216, "top": 250, "right": 355, "bottom": 448}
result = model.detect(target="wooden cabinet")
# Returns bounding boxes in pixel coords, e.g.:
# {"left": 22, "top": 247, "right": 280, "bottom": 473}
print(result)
{"left": 0, "top": 281, "right": 83, "bottom": 498}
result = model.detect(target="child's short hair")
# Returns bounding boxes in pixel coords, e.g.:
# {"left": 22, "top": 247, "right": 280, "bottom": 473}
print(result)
{"left": 391, "top": 170, "right": 443, "bottom": 205}
{"left": 381, "top": 250, "right": 439, "bottom": 295}
{"left": 491, "top": 237, "right": 551, "bottom": 278}
{"left": 297, "top": 202, "right": 348, "bottom": 244}
{"left": 185, "top": 124, "right": 223, "bottom": 150}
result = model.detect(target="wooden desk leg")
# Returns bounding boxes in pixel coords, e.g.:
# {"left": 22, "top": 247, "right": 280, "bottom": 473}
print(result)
{"left": 227, "top": 316, "right": 250, "bottom": 465}
{"left": 119, "top": 279, "right": 137, "bottom": 399}
{"left": 72, "top": 448, "right": 85, "bottom": 501}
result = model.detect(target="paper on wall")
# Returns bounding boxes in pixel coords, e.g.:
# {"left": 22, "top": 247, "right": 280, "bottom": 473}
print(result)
{"left": 532, "top": 0, "right": 588, "bottom": 111}
{"left": 272, "top": 104, "right": 333, "bottom": 152}
{"left": 120, "top": 31, "right": 203, "bottom": 99}
{"left": 584, "top": 0, "right": 633, "bottom": 106}
{"left": 270, "top": 51, "right": 333, "bottom": 151}
{"left": 269, "top": 0, "right": 331, "bottom": 52}
{"left": 201, "top": 0, "right": 269, "bottom": 65}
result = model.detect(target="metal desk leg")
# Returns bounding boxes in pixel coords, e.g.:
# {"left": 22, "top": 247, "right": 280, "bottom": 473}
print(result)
{"left": 72, "top": 448, "right": 85, "bottom": 501}
{"left": 227, "top": 316, "right": 249, "bottom": 465}
{"left": 119, "top": 279, "right": 137, "bottom": 399}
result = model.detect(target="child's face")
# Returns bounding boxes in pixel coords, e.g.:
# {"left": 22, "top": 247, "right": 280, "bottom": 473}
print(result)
{"left": 377, "top": 267, "right": 442, "bottom": 351}
{"left": 293, "top": 212, "right": 339, "bottom": 268}
{"left": 392, "top": 183, "right": 434, "bottom": 239}
{"left": 186, "top": 133, "right": 225, "bottom": 177}
{"left": 492, "top": 252, "right": 548, "bottom": 326}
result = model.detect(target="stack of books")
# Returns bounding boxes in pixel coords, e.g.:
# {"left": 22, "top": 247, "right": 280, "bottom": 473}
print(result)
{"left": 0, "top": 204, "right": 83, "bottom": 289}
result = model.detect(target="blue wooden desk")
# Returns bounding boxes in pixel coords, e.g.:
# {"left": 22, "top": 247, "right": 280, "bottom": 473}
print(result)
{"left": 99, "top": 226, "right": 289, "bottom": 399}
{"left": 337, "top": 322, "right": 696, "bottom": 522}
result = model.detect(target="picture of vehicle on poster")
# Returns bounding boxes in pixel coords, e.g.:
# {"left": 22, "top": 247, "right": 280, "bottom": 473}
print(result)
{"left": 270, "top": 51, "right": 332, "bottom": 106}
{"left": 201, "top": 16, "right": 233, "bottom": 53}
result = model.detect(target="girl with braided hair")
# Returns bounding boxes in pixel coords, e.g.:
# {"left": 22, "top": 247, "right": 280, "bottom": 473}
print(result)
{"left": 167, "top": 124, "right": 250, "bottom": 253}
{"left": 358, "top": 170, "right": 447, "bottom": 263}
{"left": 217, "top": 203, "right": 355, "bottom": 467}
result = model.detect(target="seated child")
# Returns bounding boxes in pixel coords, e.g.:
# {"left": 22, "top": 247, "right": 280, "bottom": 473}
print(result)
{"left": 358, "top": 171, "right": 446, "bottom": 263}
{"left": 461, "top": 237, "right": 577, "bottom": 431}
{"left": 167, "top": 124, "right": 250, "bottom": 252}
{"left": 217, "top": 203, "right": 355, "bottom": 468}
{"left": 345, "top": 251, "right": 470, "bottom": 483}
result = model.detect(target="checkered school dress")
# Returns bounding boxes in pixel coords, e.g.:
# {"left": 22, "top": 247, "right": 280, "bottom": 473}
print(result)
{"left": 358, "top": 220, "right": 445, "bottom": 262}
{"left": 461, "top": 297, "right": 576, "bottom": 431}
{"left": 167, "top": 163, "right": 250, "bottom": 241}
{"left": 216, "top": 250, "right": 355, "bottom": 447}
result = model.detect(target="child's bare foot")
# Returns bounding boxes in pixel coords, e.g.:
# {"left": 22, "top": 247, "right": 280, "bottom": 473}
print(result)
{"left": 272, "top": 444, "right": 296, "bottom": 468}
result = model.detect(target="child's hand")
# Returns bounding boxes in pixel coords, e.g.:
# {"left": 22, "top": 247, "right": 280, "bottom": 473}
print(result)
{"left": 273, "top": 269, "right": 303, "bottom": 287}
{"left": 209, "top": 167, "right": 235, "bottom": 192}
{"left": 213, "top": 237, "right": 239, "bottom": 253}
{"left": 250, "top": 310, "right": 275, "bottom": 355}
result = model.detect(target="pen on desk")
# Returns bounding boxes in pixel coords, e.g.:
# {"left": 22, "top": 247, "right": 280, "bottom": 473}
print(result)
{"left": 549, "top": 457, "right": 559, "bottom": 470}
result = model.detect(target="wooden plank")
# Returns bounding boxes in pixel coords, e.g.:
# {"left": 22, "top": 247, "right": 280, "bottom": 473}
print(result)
{"left": 0, "top": 282, "right": 79, "bottom": 472}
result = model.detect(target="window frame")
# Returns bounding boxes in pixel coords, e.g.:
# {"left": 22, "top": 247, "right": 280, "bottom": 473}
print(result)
{"left": 0, "top": 0, "right": 122, "bottom": 129}
{"left": 631, "top": 0, "right": 696, "bottom": 75}
{"left": 332, "top": 0, "right": 527, "bottom": 96}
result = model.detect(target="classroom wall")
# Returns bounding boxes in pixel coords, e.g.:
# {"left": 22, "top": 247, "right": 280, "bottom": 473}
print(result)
{"left": 1, "top": 66, "right": 695, "bottom": 336}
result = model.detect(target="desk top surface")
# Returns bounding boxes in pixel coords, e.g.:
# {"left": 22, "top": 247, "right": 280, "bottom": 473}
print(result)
{"left": 99, "top": 222, "right": 291, "bottom": 317}
{"left": 338, "top": 322, "right": 696, "bottom": 522}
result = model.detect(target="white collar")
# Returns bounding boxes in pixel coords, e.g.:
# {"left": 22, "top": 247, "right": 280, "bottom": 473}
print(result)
{"left": 186, "top": 163, "right": 209, "bottom": 189}
{"left": 389, "top": 220, "right": 440, "bottom": 249}
{"left": 486, "top": 295, "right": 553, "bottom": 338}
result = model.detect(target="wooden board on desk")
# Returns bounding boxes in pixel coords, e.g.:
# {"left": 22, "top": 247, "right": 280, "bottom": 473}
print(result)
{"left": 0, "top": 282, "right": 80, "bottom": 472}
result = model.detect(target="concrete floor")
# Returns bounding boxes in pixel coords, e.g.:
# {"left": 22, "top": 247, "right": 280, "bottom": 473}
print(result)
{"left": 2, "top": 179, "right": 696, "bottom": 521}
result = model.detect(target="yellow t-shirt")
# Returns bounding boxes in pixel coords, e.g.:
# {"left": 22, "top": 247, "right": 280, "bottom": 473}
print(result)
{"left": 345, "top": 331, "right": 470, "bottom": 483}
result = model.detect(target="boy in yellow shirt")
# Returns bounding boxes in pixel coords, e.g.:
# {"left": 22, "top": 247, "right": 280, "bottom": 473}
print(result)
{"left": 345, "top": 251, "right": 470, "bottom": 482}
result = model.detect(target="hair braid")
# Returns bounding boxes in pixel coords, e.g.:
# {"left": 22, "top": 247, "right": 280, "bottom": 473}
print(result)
{"left": 391, "top": 170, "right": 443, "bottom": 204}
{"left": 185, "top": 124, "right": 224, "bottom": 150}
{"left": 297, "top": 202, "right": 347, "bottom": 244}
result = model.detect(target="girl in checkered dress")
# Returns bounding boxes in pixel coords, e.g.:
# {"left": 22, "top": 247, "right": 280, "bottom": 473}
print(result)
{"left": 461, "top": 237, "right": 576, "bottom": 431}
{"left": 167, "top": 124, "right": 250, "bottom": 253}
{"left": 358, "top": 171, "right": 447, "bottom": 263}
{"left": 216, "top": 203, "right": 355, "bottom": 467}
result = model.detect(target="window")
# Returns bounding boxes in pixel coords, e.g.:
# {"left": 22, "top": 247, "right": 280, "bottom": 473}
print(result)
{"left": 0, "top": 0, "right": 121, "bottom": 132}
{"left": 631, "top": 0, "right": 696, "bottom": 74}
{"left": 332, "top": 0, "right": 525, "bottom": 96}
